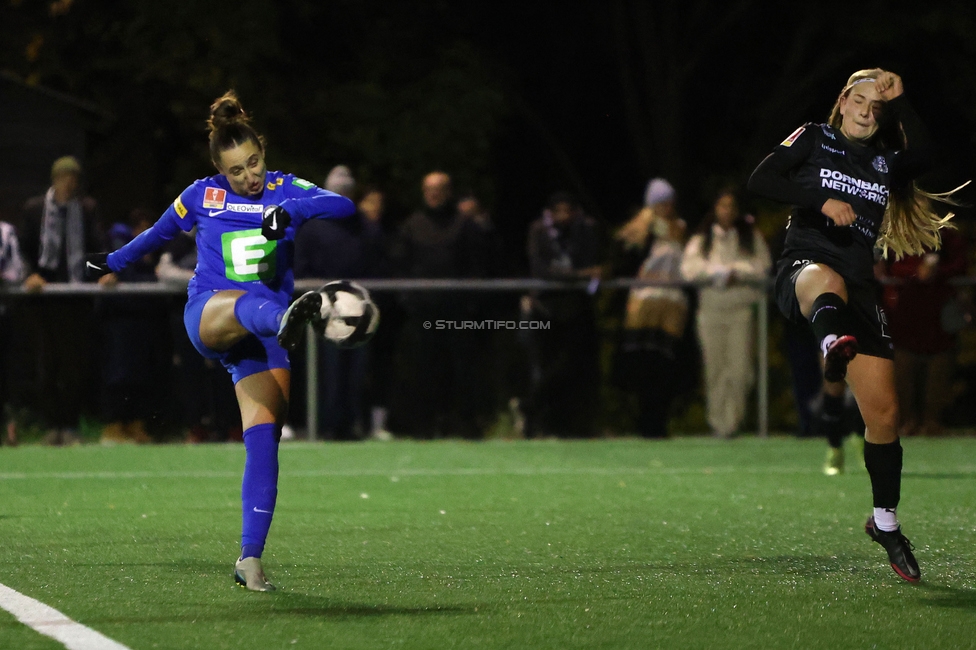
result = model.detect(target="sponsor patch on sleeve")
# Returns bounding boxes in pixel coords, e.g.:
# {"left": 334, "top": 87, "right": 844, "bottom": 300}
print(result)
{"left": 291, "top": 178, "right": 315, "bottom": 190}
{"left": 780, "top": 126, "right": 805, "bottom": 147}
{"left": 173, "top": 196, "right": 187, "bottom": 218}
{"left": 202, "top": 187, "right": 227, "bottom": 209}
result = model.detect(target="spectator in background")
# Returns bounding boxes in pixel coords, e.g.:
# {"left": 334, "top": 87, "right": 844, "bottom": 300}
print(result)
{"left": 456, "top": 192, "right": 512, "bottom": 428}
{"left": 20, "top": 156, "right": 106, "bottom": 289}
{"left": 525, "top": 191, "right": 602, "bottom": 437}
{"left": 98, "top": 209, "right": 166, "bottom": 444}
{"left": 681, "top": 186, "right": 771, "bottom": 438}
{"left": 0, "top": 220, "right": 25, "bottom": 446}
{"left": 457, "top": 193, "right": 505, "bottom": 275}
{"left": 388, "top": 171, "right": 490, "bottom": 437}
{"left": 885, "top": 227, "right": 970, "bottom": 437}
{"left": 295, "top": 166, "right": 384, "bottom": 281}
{"left": 353, "top": 185, "right": 396, "bottom": 441}
{"left": 18, "top": 156, "right": 106, "bottom": 444}
{"left": 358, "top": 186, "right": 385, "bottom": 226}
{"left": 611, "top": 178, "right": 688, "bottom": 438}
{"left": 294, "top": 165, "right": 385, "bottom": 440}
{"left": 156, "top": 227, "right": 240, "bottom": 443}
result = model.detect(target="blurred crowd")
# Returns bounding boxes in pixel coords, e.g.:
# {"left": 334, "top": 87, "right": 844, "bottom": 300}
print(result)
{"left": 0, "top": 156, "right": 973, "bottom": 445}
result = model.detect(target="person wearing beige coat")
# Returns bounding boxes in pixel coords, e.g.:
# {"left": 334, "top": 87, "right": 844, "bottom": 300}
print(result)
{"left": 681, "top": 188, "right": 770, "bottom": 437}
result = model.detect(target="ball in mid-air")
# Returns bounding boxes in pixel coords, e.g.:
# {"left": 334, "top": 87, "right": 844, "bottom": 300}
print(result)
{"left": 319, "top": 280, "right": 380, "bottom": 348}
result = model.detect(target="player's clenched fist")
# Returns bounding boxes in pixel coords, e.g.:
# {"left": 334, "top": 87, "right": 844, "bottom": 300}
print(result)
{"left": 262, "top": 205, "right": 291, "bottom": 240}
{"left": 821, "top": 198, "right": 857, "bottom": 226}
{"left": 84, "top": 252, "right": 113, "bottom": 278}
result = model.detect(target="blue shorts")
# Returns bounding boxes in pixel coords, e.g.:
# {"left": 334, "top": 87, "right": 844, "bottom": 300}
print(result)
{"left": 184, "top": 290, "right": 291, "bottom": 384}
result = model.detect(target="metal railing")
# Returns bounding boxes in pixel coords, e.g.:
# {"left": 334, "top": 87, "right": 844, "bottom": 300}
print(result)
{"left": 4, "top": 278, "right": 776, "bottom": 439}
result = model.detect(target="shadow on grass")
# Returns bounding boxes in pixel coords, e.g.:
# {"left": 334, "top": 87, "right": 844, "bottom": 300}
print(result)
{"left": 541, "top": 554, "right": 869, "bottom": 579}
{"left": 269, "top": 592, "right": 483, "bottom": 619}
{"left": 85, "top": 592, "right": 483, "bottom": 625}
{"left": 914, "top": 583, "right": 976, "bottom": 610}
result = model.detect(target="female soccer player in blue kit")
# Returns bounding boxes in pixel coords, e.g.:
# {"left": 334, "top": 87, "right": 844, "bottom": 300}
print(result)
{"left": 86, "top": 91, "right": 356, "bottom": 591}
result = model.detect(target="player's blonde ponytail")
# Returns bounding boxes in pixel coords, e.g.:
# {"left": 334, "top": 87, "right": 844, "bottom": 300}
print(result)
{"left": 877, "top": 183, "right": 967, "bottom": 260}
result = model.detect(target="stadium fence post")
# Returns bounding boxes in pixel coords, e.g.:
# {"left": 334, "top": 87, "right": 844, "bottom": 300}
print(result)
{"left": 757, "top": 292, "right": 769, "bottom": 438}
{"left": 306, "top": 325, "right": 318, "bottom": 441}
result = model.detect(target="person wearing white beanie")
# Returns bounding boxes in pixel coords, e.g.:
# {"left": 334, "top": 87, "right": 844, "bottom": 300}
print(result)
{"left": 644, "top": 177, "right": 676, "bottom": 207}
{"left": 324, "top": 165, "right": 356, "bottom": 198}
{"left": 611, "top": 177, "right": 688, "bottom": 438}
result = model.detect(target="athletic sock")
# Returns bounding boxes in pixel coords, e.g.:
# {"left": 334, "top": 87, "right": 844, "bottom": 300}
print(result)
{"left": 809, "top": 293, "right": 854, "bottom": 356}
{"left": 234, "top": 293, "right": 284, "bottom": 338}
{"left": 863, "top": 439, "right": 903, "bottom": 532}
{"left": 821, "top": 392, "right": 846, "bottom": 449}
{"left": 240, "top": 422, "right": 279, "bottom": 560}
{"left": 873, "top": 507, "right": 899, "bottom": 532}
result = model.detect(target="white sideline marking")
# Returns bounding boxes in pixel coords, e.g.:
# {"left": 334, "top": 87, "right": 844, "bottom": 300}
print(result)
{"left": 1, "top": 465, "right": 973, "bottom": 481}
{"left": 0, "top": 582, "right": 130, "bottom": 650}
{"left": 2, "top": 466, "right": 819, "bottom": 480}
{"left": 0, "top": 466, "right": 821, "bottom": 481}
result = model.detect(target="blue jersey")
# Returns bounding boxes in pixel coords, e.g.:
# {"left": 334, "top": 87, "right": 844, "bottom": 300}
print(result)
{"left": 108, "top": 170, "right": 355, "bottom": 305}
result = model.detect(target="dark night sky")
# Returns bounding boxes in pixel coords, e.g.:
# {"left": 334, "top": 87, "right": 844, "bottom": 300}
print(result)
{"left": 4, "top": 0, "right": 975, "bottom": 270}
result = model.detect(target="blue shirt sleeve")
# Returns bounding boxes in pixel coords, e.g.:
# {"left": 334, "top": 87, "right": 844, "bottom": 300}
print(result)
{"left": 106, "top": 187, "right": 197, "bottom": 272}
{"left": 278, "top": 175, "right": 355, "bottom": 229}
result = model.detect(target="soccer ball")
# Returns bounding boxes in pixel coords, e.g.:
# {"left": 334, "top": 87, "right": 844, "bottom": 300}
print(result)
{"left": 319, "top": 280, "right": 380, "bottom": 348}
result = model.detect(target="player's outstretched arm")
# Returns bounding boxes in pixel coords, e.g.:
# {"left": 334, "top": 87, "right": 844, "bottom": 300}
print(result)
{"left": 106, "top": 211, "right": 183, "bottom": 273}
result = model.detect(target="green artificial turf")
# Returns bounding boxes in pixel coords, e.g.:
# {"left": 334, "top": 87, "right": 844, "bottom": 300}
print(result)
{"left": 1, "top": 437, "right": 975, "bottom": 649}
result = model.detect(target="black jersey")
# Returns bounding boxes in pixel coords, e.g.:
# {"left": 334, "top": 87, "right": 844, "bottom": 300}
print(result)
{"left": 749, "top": 95, "right": 935, "bottom": 282}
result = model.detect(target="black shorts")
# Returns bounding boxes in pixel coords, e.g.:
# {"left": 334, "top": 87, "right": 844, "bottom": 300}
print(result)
{"left": 774, "top": 257, "right": 893, "bottom": 360}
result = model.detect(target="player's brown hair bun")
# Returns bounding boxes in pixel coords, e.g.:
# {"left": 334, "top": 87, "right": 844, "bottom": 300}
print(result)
{"left": 207, "top": 90, "right": 265, "bottom": 164}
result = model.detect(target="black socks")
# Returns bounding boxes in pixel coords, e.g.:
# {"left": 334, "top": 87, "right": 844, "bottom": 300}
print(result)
{"left": 809, "top": 293, "right": 853, "bottom": 355}
{"left": 820, "top": 392, "right": 846, "bottom": 449}
{"left": 864, "top": 439, "right": 903, "bottom": 509}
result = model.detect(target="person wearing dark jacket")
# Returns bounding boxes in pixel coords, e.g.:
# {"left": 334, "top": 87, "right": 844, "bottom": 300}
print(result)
{"left": 293, "top": 166, "right": 385, "bottom": 440}
{"left": 524, "top": 191, "right": 603, "bottom": 437}
{"left": 387, "top": 171, "right": 490, "bottom": 437}
{"left": 20, "top": 156, "right": 104, "bottom": 288}
{"left": 17, "top": 156, "right": 105, "bottom": 443}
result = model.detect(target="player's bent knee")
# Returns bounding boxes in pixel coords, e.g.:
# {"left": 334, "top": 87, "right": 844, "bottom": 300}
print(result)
{"left": 199, "top": 291, "right": 249, "bottom": 350}
{"left": 795, "top": 265, "right": 848, "bottom": 315}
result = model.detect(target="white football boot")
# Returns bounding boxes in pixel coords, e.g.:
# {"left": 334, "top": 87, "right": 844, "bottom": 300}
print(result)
{"left": 234, "top": 557, "right": 276, "bottom": 592}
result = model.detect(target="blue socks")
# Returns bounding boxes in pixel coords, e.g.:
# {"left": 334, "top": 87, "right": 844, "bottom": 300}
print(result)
{"left": 240, "top": 422, "right": 279, "bottom": 560}
{"left": 234, "top": 293, "right": 284, "bottom": 338}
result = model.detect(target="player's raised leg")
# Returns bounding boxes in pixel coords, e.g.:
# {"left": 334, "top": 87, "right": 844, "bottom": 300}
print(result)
{"left": 795, "top": 264, "right": 859, "bottom": 383}
{"left": 276, "top": 290, "right": 326, "bottom": 351}
{"left": 199, "top": 289, "right": 325, "bottom": 353}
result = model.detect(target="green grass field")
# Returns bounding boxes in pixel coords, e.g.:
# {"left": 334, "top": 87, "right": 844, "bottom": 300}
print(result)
{"left": 1, "top": 437, "right": 975, "bottom": 649}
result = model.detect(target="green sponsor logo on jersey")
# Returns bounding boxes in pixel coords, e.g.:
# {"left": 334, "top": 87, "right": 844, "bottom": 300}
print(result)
{"left": 291, "top": 178, "right": 315, "bottom": 190}
{"left": 221, "top": 229, "right": 276, "bottom": 282}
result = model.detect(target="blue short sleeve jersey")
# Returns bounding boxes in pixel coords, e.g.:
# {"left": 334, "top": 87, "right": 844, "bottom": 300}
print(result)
{"left": 108, "top": 171, "right": 355, "bottom": 305}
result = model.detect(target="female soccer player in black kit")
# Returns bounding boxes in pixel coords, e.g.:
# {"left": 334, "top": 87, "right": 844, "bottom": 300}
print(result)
{"left": 749, "top": 69, "right": 960, "bottom": 583}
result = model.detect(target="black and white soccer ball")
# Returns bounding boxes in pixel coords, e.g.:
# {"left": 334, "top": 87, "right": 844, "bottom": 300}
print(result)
{"left": 319, "top": 280, "right": 380, "bottom": 348}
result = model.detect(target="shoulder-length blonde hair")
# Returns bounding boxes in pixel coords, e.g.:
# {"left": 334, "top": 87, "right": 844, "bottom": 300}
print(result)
{"left": 828, "top": 69, "right": 964, "bottom": 260}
